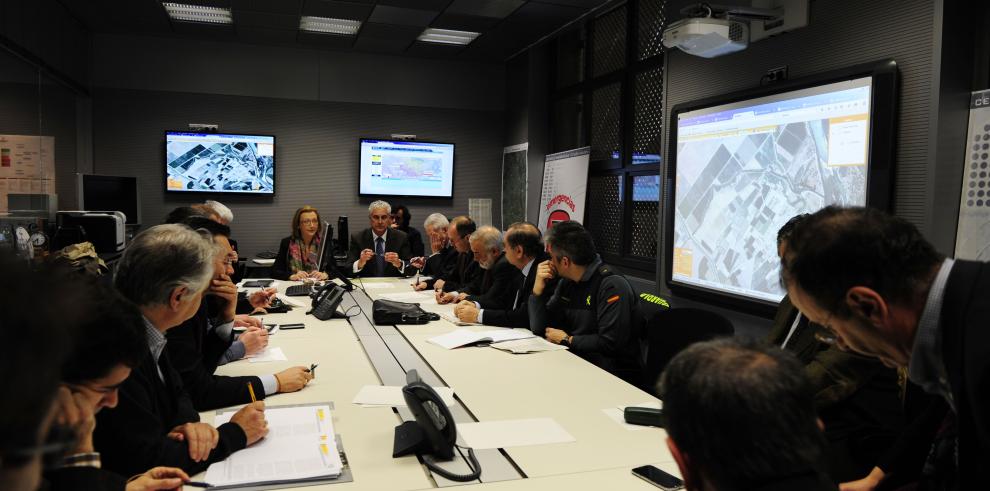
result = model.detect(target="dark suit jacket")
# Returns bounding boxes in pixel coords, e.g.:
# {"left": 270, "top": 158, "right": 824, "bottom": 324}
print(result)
{"left": 477, "top": 252, "right": 548, "bottom": 329}
{"left": 401, "top": 226, "right": 425, "bottom": 257}
{"left": 347, "top": 228, "right": 412, "bottom": 277}
{"left": 464, "top": 253, "right": 519, "bottom": 308}
{"left": 94, "top": 343, "right": 247, "bottom": 477}
{"left": 939, "top": 259, "right": 990, "bottom": 484}
{"left": 271, "top": 237, "right": 294, "bottom": 280}
{"left": 45, "top": 467, "right": 127, "bottom": 491}
{"left": 420, "top": 245, "right": 458, "bottom": 288}
{"left": 770, "top": 296, "right": 903, "bottom": 481}
{"left": 165, "top": 300, "right": 266, "bottom": 411}
{"left": 441, "top": 251, "right": 482, "bottom": 293}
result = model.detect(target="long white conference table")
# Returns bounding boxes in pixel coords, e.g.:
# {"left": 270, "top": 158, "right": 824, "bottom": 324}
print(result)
{"left": 202, "top": 277, "right": 677, "bottom": 490}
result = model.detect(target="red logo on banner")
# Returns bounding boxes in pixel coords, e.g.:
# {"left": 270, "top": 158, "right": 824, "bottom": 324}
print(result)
{"left": 545, "top": 194, "right": 576, "bottom": 212}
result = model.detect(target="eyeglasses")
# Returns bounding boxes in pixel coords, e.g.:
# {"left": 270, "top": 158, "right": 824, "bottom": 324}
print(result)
{"left": 300, "top": 219, "right": 319, "bottom": 225}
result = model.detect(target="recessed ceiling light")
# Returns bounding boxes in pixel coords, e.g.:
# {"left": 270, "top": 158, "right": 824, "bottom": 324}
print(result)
{"left": 163, "top": 3, "right": 232, "bottom": 24}
{"left": 417, "top": 28, "right": 480, "bottom": 46}
{"left": 300, "top": 16, "right": 361, "bottom": 35}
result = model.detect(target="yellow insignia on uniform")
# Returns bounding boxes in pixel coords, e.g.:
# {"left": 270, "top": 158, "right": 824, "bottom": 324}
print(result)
{"left": 586, "top": 295, "right": 591, "bottom": 305}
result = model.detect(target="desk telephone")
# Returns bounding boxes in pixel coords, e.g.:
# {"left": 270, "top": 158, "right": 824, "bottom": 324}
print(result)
{"left": 309, "top": 283, "right": 346, "bottom": 320}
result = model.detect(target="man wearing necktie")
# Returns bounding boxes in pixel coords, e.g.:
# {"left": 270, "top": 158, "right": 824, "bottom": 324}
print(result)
{"left": 349, "top": 200, "right": 412, "bottom": 278}
{"left": 454, "top": 222, "right": 548, "bottom": 328}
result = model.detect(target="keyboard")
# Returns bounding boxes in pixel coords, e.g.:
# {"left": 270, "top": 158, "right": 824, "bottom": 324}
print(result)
{"left": 285, "top": 284, "right": 313, "bottom": 297}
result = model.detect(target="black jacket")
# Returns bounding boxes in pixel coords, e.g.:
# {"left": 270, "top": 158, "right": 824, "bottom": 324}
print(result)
{"left": 165, "top": 300, "right": 266, "bottom": 411}
{"left": 45, "top": 467, "right": 127, "bottom": 491}
{"left": 939, "top": 259, "right": 990, "bottom": 485}
{"left": 474, "top": 253, "right": 548, "bottom": 328}
{"left": 93, "top": 343, "right": 247, "bottom": 477}
{"left": 441, "top": 251, "right": 482, "bottom": 293}
{"left": 400, "top": 226, "right": 425, "bottom": 258}
{"left": 421, "top": 245, "right": 458, "bottom": 286}
{"left": 464, "top": 253, "right": 519, "bottom": 305}
{"left": 347, "top": 228, "right": 412, "bottom": 277}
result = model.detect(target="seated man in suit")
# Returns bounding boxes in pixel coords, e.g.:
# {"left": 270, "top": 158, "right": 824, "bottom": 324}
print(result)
{"left": 166, "top": 217, "right": 313, "bottom": 411}
{"left": 661, "top": 339, "right": 836, "bottom": 491}
{"left": 349, "top": 200, "right": 412, "bottom": 277}
{"left": 455, "top": 222, "right": 548, "bottom": 328}
{"left": 438, "top": 225, "right": 519, "bottom": 307}
{"left": 51, "top": 281, "right": 192, "bottom": 491}
{"left": 782, "top": 206, "right": 988, "bottom": 487}
{"left": 411, "top": 213, "right": 458, "bottom": 290}
{"left": 96, "top": 224, "right": 269, "bottom": 477}
{"left": 434, "top": 215, "right": 482, "bottom": 293}
{"left": 529, "top": 221, "right": 641, "bottom": 380}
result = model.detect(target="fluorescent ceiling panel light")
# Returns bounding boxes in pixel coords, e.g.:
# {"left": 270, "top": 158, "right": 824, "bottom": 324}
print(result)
{"left": 163, "top": 3, "right": 232, "bottom": 24}
{"left": 300, "top": 16, "right": 361, "bottom": 35}
{"left": 417, "top": 28, "right": 480, "bottom": 45}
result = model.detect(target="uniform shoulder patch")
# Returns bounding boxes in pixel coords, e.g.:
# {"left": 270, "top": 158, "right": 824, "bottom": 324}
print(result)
{"left": 606, "top": 295, "right": 620, "bottom": 304}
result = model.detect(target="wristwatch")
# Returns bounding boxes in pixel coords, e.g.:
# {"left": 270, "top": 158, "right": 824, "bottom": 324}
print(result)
{"left": 560, "top": 335, "right": 572, "bottom": 347}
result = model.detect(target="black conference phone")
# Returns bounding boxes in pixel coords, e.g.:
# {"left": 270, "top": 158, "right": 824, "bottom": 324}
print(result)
{"left": 393, "top": 370, "right": 481, "bottom": 482}
{"left": 308, "top": 283, "right": 345, "bottom": 320}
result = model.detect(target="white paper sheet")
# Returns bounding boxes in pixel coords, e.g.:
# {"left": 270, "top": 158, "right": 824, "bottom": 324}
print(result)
{"left": 351, "top": 385, "right": 457, "bottom": 407}
{"left": 252, "top": 258, "right": 276, "bottom": 265}
{"left": 427, "top": 328, "right": 534, "bottom": 350}
{"left": 378, "top": 291, "right": 437, "bottom": 304}
{"left": 278, "top": 295, "right": 306, "bottom": 308}
{"left": 358, "top": 282, "right": 394, "bottom": 290}
{"left": 602, "top": 401, "right": 664, "bottom": 431}
{"left": 247, "top": 347, "right": 288, "bottom": 363}
{"left": 458, "top": 418, "right": 575, "bottom": 449}
{"left": 205, "top": 404, "right": 342, "bottom": 488}
{"left": 490, "top": 337, "right": 568, "bottom": 354}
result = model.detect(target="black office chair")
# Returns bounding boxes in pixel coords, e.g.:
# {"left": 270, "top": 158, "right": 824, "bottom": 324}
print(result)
{"left": 641, "top": 308, "right": 735, "bottom": 395}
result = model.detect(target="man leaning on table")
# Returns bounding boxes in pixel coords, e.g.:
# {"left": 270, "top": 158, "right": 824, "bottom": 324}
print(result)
{"left": 349, "top": 200, "right": 413, "bottom": 278}
{"left": 96, "top": 224, "right": 269, "bottom": 477}
{"left": 528, "top": 220, "right": 641, "bottom": 382}
{"left": 455, "top": 222, "right": 548, "bottom": 328}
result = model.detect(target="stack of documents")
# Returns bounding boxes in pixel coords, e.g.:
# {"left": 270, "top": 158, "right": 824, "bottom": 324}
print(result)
{"left": 490, "top": 336, "right": 568, "bottom": 354}
{"left": 427, "top": 328, "right": 534, "bottom": 349}
{"left": 351, "top": 385, "right": 457, "bottom": 407}
{"left": 204, "top": 403, "right": 343, "bottom": 489}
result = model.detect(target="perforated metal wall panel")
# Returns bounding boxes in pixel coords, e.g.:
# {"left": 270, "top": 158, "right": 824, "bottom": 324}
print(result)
{"left": 586, "top": 174, "right": 622, "bottom": 254}
{"left": 631, "top": 175, "right": 660, "bottom": 257}
{"left": 592, "top": 5, "right": 626, "bottom": 78}
{"left": 634, "top": 66, "right": 663, "bottom": 159}
{"left": 590, "top": 83, "right": 621, "bottom": 162}
{"left": 638, "top": 0, "right": 665, "bottom": 60}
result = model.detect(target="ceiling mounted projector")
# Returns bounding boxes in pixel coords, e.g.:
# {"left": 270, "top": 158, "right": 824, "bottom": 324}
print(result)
{"left": 662, "top": 17, "right": 749, "bottom": 58}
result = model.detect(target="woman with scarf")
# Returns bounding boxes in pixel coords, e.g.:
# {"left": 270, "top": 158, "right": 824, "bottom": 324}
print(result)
{"left": 272, "top": 206, "right": 330, "bottom": 281}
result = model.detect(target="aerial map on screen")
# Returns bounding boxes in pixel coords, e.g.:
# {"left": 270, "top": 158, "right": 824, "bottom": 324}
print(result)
{"left": 672, "top": 78, "right": 872, "bottom": 303}
{"left": 166, "top": 133, "right": 274, "bottom": 194}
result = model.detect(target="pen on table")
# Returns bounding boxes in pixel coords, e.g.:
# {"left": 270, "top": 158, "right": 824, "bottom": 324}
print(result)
{"left": 247, "top": 381, "right": 257, "bottom": 403}
{"left": 306, "top": 363, "right": 319, "bottom": 377}
{"left": 183, "top": 482, "right": 213, "bottom": 488}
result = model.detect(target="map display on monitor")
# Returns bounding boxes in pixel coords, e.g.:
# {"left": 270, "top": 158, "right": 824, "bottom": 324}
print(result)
{"left": 166, "top": 132, "right": 275, "bottom": 194}
{"left": 359, "top": 139, "right": 454, "bottom": 198}
{"left": 671, "top": 77, "right": 872, "bottom": 303}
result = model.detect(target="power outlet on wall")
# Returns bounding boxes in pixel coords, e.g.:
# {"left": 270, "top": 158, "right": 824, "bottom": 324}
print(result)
{"left": 765, "top": 65, "right": 789, "bottom": 83}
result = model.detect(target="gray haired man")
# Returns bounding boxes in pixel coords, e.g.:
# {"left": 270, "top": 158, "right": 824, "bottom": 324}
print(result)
{"left": 348, "top": 200, "right": 412, "bottom": 277}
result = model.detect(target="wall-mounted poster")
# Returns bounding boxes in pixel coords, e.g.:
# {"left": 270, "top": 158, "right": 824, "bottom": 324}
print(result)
{"left": 537, "top": 147, "right": 590, "bottom": 232}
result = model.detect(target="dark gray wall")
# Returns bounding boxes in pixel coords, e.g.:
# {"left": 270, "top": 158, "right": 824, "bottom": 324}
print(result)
{"left": 87, "top": 33, "right": 506, "bottom": 257}
{"left": 92, "top": 34, "right": 504, "bottom": 112}
{"left": 93, "top": 87, "right": 504, "bottom": 257}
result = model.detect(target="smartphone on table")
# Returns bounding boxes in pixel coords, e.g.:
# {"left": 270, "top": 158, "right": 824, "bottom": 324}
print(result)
{"left": 631, "top": 465, "right": 684, "bottom": 490}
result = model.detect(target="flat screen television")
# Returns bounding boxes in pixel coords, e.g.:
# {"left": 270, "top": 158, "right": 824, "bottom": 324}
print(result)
{"left": 77, "top": 173, "right": 141, "bottom": 225}
{"left": 165, "top": 131, "right": 275, "bottom": 195}
{"left": 665, "top": 60, "right": 897, "bottom": 309}
{"left": 358, "top": 139, "right": 454, "bottom": 198}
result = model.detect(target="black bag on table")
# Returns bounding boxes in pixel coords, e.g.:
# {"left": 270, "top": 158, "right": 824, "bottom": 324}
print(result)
{"left": 372, "top": 299, "right": 440, "bottom": 325}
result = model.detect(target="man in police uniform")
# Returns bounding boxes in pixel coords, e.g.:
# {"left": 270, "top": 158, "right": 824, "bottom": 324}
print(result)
{"left": 529, "top": 221, "right": 641, "bottom": 381}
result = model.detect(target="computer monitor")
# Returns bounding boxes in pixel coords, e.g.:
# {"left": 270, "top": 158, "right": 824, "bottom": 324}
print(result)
{"left": 316, "top": 220, "right": 334, "bottom": 273}
{"left": 165, "top": 131, "right": 275, "bottom": 195}
{"left": 358, "top": 139, "right": 455, "bottom": 198}
{"left": 77, "top": 174, "right": 141, "bottom": 225}
{"left": 664, "top": 60, "right": 897, "bottom": 309}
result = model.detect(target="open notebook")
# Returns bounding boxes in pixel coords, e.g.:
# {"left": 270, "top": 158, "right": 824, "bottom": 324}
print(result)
{"left": 427, "top": 328, "right": 535, "bottom": 349}
{"left": 204, "top": 403, "right": 344, "bottom": 490}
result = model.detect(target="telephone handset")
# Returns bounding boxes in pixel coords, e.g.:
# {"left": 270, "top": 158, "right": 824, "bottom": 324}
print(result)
{"left": 392, "top": 370, "right": 481, "bottom": 482}
{"left": 308, "top": 283, "right": 345, "bottom": 320}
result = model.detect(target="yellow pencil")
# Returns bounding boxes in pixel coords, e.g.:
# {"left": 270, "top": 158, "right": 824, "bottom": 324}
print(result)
{"left": 247, "top": 381, "right": 257, "bottom": 402}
